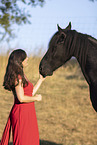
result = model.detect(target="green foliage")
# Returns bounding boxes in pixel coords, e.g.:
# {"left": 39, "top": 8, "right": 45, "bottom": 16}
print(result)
{"left": 0, "top": 0, "right": 45, "bottom": 41}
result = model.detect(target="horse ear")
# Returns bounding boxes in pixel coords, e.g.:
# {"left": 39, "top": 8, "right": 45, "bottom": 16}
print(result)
{"left": 57, "top": 32, "right": 66, "bottom": 44}
{"left": 57, "top": 24, "right": 66, "bottom": 44}
{"left": 57, "top": 24, "right": 63, "bottom": 32}
{"left": 65, "top": 22, "right": 71, "bottom": 30}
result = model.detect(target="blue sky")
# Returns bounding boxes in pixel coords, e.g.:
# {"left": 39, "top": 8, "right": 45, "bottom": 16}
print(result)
{"left": 1, "top": 0, "right": 97, "bottom": 54}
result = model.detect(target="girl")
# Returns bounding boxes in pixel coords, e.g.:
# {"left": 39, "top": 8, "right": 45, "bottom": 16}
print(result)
{"left": 0, "top": 49, "right": 45, "bottom": 145}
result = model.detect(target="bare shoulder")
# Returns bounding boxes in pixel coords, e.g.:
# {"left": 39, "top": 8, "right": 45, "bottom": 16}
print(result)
{"left": 15, "top": 78, "right": 23, "bottom": 87}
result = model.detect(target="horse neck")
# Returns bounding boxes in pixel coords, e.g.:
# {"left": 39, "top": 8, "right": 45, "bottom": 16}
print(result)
{"left": 71, "top": 31, "right": 90, "bottom": 84}
{"left": 72, "top": 32, "right": 88, "bottom": 68}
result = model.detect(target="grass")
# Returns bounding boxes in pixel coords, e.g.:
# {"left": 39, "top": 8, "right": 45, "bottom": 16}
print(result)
{"left": 0, "top": 55, "right": 97, "bottom": 145}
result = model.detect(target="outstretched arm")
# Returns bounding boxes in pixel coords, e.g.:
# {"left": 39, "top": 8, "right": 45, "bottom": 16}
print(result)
{"left": 33, "top": 75, "right": 45, "bottom": 96}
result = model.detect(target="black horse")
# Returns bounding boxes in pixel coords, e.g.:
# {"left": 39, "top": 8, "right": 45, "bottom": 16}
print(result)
{"left": 39, "top": 22, "right": 97, "bottom": 112}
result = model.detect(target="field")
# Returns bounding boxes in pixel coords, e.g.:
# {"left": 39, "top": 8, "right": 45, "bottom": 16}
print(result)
{"left": 0, "top": 55, "right": 97, "bottom": 145}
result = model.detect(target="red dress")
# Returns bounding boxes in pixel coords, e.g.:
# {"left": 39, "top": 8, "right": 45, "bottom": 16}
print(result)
{"left": 0, "top": 80, "right": 39, "bottom": 145}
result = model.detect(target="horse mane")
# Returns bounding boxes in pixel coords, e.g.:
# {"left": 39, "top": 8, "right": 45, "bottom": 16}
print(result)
{"left": 66, "top": 30, "right": 97, "bottom": 61}
{"left": 88, "top": 37, "right": 97, "bottom": 44}
{"left": 65, "top": 30, "right": 92, "bottom": 83}
{"left": 64, "top": 30, "right": 89, "bottom": 61}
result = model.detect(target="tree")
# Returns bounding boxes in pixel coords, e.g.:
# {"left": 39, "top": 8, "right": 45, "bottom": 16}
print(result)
{"left": 0, "top": 0, "right": 45, "bottom": 41}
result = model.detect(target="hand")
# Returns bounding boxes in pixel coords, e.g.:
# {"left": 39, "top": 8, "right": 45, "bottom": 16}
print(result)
{"left": 35, "top": 94, "right": 42, "bottom": 101}
{"left": 39, "top": 74, "right": 46, "bottom": 82}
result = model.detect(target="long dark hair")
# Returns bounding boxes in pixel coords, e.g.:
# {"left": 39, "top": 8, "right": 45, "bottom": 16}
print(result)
{"left": 3, "top": 49, "right": 28, "bottom": 91}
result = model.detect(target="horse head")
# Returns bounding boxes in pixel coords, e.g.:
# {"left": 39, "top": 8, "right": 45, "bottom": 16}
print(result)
{"left": 39, "top": 22, "right": 72, "bottom": 77}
